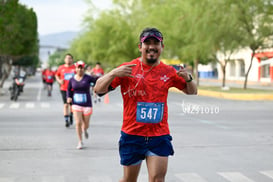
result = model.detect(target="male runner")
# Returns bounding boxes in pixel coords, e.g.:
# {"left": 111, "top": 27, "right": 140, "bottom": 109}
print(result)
{"left": 55, "top": 53, "right": 76, "bottom": 127}
{"left": 94, "top": 27, "right": 197, "bottom": 182}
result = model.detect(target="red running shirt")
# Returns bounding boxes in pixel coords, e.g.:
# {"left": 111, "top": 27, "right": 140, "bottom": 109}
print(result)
{"left": 44, "top": 70, "right": 55, "bottom": 83}
{"left": 55, "top": 64, "right": 76, "bottom": 91}
{"left": 110, "top": 58, "right": 187, "bottom": 137}
{"left": 92, "top": 68, "right": 104, "bottom": 77}
{"left": 42, "top": 69, "right": 47, "bottom": 81}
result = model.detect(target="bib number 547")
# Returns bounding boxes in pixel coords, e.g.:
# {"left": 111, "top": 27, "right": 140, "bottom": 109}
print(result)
{"left": 136, "top": 102, "right": 164, "bottom": 123}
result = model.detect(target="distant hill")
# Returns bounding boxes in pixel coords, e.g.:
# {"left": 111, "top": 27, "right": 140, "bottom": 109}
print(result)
{"left": 39, "top": 31, "right": 79, "bottom": 49}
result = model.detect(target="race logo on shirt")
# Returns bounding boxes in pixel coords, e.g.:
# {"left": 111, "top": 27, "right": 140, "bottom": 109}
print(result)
{"left": 135, "top": 74, "right": 144, "bottom": 79}
{"left": 160, "top": 75, "right": 170, "bottom": 82}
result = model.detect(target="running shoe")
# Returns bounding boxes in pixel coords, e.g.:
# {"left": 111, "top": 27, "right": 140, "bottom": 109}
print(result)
{"left": 76, "top": 142, "right": 83, "bottom": 149}
{"left": 65, "top": 121, "right": 70, "bottom": 128}
{"left": 84, "top": 130, "right": 89, "bottom": 139}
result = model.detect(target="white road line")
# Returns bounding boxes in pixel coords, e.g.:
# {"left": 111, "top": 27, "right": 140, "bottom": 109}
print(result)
{"left": 0, "top": 177, "right": 15, "bottom": 182}
{"left": 218, "top": 172, "right": 255, "bottom": 182}
{"left": 260, "top": 170, "right": 273, "bottom": 180}
{"left": 41, "top": 176, "right": 65, "bottom": 182}
{"left": 0, "top": 103, "right": 4, "bottom": 109}
{"left": 88, "top": 176, "right": 112, "bottom": 182}
{"left": 26, "top": 102, "right": 35, "bottom": 108}
{"left": 41, "top": 102, "right": 50, "bottom": 108}
{"left": 175, "top": 173, "right": 208, "bottom": 182}
{"left": 37, "top": 83, "right": 42, "bottom": 101}
{"left": 9, "top": 103, "right": 19, "bottom": 109}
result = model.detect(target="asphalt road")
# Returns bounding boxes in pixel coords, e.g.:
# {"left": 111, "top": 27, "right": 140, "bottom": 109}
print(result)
{"left": 0, "top": 74, "right": 273, "bottom": 182}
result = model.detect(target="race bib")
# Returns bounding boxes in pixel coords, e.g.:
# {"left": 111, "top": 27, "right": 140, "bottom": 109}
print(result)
{"left": 73, "top": 93, "right": 87, "bottom": 104}
{"left": 47, "top": 76, "right": 53, "bottom": 80}
{"left": 136, "top": 102, "right": 164, "bottom": 123}
{"left": 64, "top": 73, "right": 74, "bottom": 80}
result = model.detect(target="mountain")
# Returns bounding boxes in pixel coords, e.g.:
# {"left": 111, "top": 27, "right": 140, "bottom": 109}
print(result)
{"left": 39, "top": 31, "right": 79, "bottom": 64}
{"left": 39, "top": 31, "right": 79, "bottom": 49}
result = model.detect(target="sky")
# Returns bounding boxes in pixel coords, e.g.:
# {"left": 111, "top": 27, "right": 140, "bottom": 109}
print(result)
{"left": 19, "top": 0, "right": 112, "bottom": 35}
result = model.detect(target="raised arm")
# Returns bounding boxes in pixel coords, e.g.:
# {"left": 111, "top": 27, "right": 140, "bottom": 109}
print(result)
{"left": 176, "top": 67, "right": 197, "bottom": 95}
{"left": 94, "top": 64, "right": 136, "bottom": 94}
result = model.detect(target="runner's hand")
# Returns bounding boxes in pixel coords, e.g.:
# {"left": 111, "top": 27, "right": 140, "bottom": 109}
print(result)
{"left": 112, "top": 64, "right": 136, "bottom": 78}
{"left": 67, "top": 97, "right": 72, "bottom": 104}
{"left": 58, "top": 79, "right": 64, "bottom": 85}
{"left": 176, "top": 66, "right": 191, "bottom": 81}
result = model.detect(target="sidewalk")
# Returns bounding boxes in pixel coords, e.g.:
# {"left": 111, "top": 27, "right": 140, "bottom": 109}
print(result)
{"left": 171, "top": 78, "right": 273, "bottom": 101}
{"left": 199, "top": 78, "right": 273, "bottom": 90}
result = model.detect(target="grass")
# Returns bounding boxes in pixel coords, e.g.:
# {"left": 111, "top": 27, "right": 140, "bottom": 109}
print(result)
{"left": 198, "top": 86, "right": 273, "bottom": 94}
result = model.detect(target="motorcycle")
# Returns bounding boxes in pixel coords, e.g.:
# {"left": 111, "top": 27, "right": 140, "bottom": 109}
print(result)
{"left": 9, "top": 75, "right": 25, "bottom": 101}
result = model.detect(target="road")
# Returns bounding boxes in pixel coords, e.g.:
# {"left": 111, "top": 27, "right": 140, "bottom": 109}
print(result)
{"left": 0, "top": 74, "right": 273, "bottom": 182}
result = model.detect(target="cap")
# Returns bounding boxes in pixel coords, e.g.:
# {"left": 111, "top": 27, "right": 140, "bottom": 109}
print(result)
{"left": 140, "top": 28, "right": 163, "bottom": 43}
{"left": 75, "top": 60, "right": 85, "bottom": 68}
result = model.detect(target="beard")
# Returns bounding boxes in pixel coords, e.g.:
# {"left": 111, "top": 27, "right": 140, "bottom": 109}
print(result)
{"left": 146, "top": 49, "right": 158, "bottom": 64}
{"left": 147, "top": 58, "right": 157, "bottom": 64}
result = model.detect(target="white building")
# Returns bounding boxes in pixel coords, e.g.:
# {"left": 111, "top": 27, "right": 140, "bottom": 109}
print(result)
{"left": 198, "top": 48, "right": 273, "bottom": 83}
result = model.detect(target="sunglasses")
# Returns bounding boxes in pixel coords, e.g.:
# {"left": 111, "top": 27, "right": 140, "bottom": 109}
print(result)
{"left": 141, "top": 31, "right": 163, "bottom": 42}
{"left": 142, "top": 31, "right": 163, "bottom": 38}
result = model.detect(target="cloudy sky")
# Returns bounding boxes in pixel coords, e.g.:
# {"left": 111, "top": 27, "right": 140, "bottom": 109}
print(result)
{"left": 19, "top": 0, "right": 112, "bottom": 35}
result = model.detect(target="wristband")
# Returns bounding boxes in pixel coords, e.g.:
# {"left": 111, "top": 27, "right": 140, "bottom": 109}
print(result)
{"left": 186, "top": 74, "right": 193, "bottom": 82}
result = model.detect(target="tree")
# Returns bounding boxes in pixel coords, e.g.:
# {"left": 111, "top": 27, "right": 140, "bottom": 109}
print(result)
{"left": 206, "top": 1, "right": 243, "bottom": 88}
{"left": 47, "top": 50, "right": 67, "bottom": 67}
{"left": 228, "top": 0, "right": 273, "bottom": 89}
{"left": 0, "top": 0, "right": 38, "bottom": 88}
{"left": 171, "top": 0, "right": 216, "bottom": 86}
{"left": 72, "top": 0, "right": 273, "bottom": 89}
{"left": 70, "top": 1, "right": 140, "bottom": 68}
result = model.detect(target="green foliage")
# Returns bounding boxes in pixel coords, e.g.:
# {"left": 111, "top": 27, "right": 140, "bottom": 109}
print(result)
{"left": 0, "top": 0, "right": 21, "bottom": 55}
{"left": 47, "top": 50, "right": 68, "bottom": 67}
{"left": 14, "top": 55, "right": 39, "bottom": 66}
{"left": 70, "top": 9, "right": 139, "bottom": 69}
{"left": 70, "top": 0, "right": 273, "bottom": 76}
{"left": 0, "top": 0, "right": 39, "bottom": 65}
{"left": 228, "top": 0, "right": 273, "bottom": 50}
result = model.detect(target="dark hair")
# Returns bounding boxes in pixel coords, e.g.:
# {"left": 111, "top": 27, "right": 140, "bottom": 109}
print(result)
{"left": 139, "top": 27, "right": 163, "bottom": 42}
{"left": 65, "top": 53, "right": 73, "bottom": 59}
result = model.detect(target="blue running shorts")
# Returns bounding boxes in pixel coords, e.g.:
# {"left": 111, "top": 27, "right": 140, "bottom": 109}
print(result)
{"left": 119, "top": 131, "right": 174, "bottom": 166}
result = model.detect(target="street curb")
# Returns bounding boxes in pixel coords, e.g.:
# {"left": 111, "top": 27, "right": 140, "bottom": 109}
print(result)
{"left": 169, "top": 87, "right": 273, "bottom": 101}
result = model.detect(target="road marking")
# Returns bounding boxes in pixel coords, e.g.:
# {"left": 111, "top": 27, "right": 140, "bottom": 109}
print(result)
{"left": 175, "top": 173, "right": 208, "bottom": 182}
{"left": 41, "top": 102, "right": 50, "bottom": 108}
{"left": 9, "top": 103, "right": 19, "bottom": 109}
{"left": 37, "top": 83, "right": 42, "bottom": 101}
{"left": 0, "top": 171, "right": 273, "bottom": 182}
{"left": 26, "top": 102, "right": 35, "bottom": 108}
{"left": 0, "top": 102, "right": 53, "bottom": 109}
{"left": 42, "top": 176, "right": 65, "bottom": 182}
{"left": 218, "top": 172, "right": 255, "bottom": 182}
{"left": 88, "top": 176, "right": 112, "bottom": 182}
{"left": 260, "top": 170, "right": 273, "bottom": 179}
{"left": 0, "top": 177, "right": 15, "bottom": 182}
